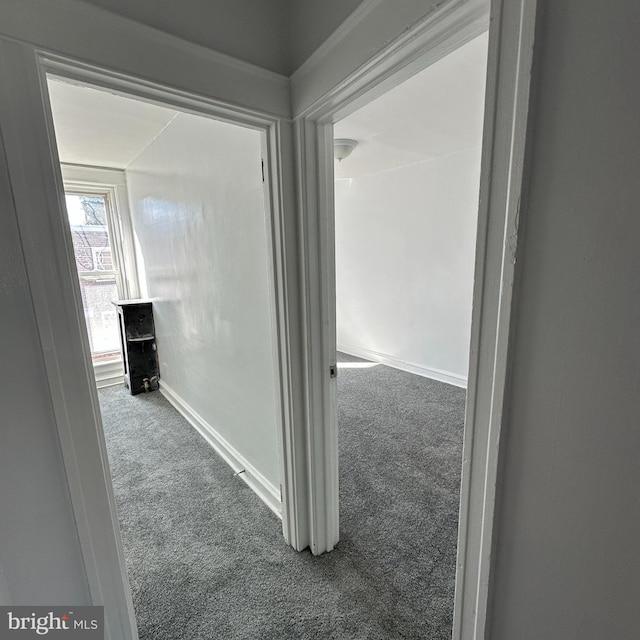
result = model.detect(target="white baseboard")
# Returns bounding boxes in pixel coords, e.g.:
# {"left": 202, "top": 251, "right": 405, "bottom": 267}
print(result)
{"left": 158, "top": 381, "right": 282, "bottom": 518}
{"left": 94, "top": 359, "right": 124, "bottom": 389}
{"left": 337, "top": 343, "right": 468, "bottom": 389}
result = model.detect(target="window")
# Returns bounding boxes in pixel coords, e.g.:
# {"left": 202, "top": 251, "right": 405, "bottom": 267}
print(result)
{"left": 65, "top": 191, "right": 123, "bottom": 362}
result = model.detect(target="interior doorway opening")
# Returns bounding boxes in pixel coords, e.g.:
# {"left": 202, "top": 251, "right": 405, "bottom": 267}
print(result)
{"left": 45, "top": 74, "right": 287, "bottom": 632}
{"left": 330, "top": 31, "right": 489, "bottom": 636}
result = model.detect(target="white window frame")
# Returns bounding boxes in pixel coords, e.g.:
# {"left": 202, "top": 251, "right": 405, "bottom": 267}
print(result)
{"left": 62, "top": 164, "right": 140, "bottom": 298}
{"left": 62, "top": 164, "right": 141, "bottom": 385}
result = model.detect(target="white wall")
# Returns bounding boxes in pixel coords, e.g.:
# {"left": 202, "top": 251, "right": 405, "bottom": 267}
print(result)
{"left": 0, "top": 154, "right": 89, "bottom": 605}
{"left": 126, "top": 113, "right": 281, "bottom": 488}
{"left": 488, "top": 0, "right": 640, "bottom": 638}
{"left": 335, "top": 147, "right": 480, "bottom": 384}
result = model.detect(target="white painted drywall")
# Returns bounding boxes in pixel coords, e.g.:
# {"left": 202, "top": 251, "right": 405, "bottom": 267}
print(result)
{"left": 488, "top": 0, "right": 640, "bottom": 638}
{"left": 125, "top": 113, "right": 281, "bottom": 487}
{"left": 335, "top": 146, "right": 480, "bottom": 383}
{"left": 333, "top": 32, "right": 486, "bottom": 384}
{"left": 0, "top": 150, "right": 89, "bottom": 605}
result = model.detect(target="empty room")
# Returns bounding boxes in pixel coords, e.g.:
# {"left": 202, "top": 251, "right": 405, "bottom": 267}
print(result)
{"left": 332, "top": 31, "right": 488, "bottom": 639}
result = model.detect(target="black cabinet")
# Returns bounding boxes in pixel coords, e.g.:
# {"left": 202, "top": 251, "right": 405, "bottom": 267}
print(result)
{"left": 113, "top": 300, "right": 159, "bottom": 395}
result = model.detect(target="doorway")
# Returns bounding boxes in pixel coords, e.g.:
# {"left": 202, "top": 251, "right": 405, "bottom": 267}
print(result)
{"left": 331, "top": 31, "right": 488, "bottom": 636}
{"left": 292, "top": 1, "right": 537, "bottom": 637}
{"left": 45, "top": 74, "right": 288, "bottom": 633}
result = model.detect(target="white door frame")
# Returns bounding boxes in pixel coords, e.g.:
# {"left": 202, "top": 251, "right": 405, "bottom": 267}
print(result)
{"left": 0, "top": 38, "right": 305, "bottom": 639}
{"left": 292, "top": 0, "right": 538, "bottom": 638}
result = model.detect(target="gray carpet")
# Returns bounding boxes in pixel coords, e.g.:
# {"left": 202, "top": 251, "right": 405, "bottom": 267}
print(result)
{"left": 99, "top": 352, "right": 465, "bottom": 639}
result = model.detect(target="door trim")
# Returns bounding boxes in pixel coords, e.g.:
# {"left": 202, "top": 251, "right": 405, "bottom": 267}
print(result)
{"left": 291, "top": 1, "right": 538, "bottom": 638}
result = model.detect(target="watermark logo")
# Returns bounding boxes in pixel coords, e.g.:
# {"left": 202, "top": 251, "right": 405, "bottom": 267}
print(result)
{"left": 0, "top": 607, "right": 103, "bottom": 639}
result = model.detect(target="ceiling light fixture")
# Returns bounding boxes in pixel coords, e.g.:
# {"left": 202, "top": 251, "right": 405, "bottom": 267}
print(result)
{"left": 334, "top": 138, "right": 358, "bottom": 161}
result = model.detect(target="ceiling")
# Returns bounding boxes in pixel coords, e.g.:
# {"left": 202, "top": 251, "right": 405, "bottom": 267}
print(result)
{"left": 48, "top": 31, "right": 487, "bottom": 175}
{"left": 76, "top": 0, "right": 291, "bottom": 75}
{"left": 75, "top": 0, "right": 360, "bottom": 75}
{"left": 334, "top": 31, "right": 489, "bottom": 179}
{"left": 47, "top": 78, "right": 178, "bottom": 169}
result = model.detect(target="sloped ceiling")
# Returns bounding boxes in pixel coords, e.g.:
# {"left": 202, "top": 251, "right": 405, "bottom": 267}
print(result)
{"left": 48, "top": 78, "right": 178, "bottom": 169}
{"left": 334, "top": 32, "right": 489, "bottom": 179}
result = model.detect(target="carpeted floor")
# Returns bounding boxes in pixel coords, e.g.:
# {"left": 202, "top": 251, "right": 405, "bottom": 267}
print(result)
{"left": 99, "top": 352, "right": 465, "bottom": 639}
